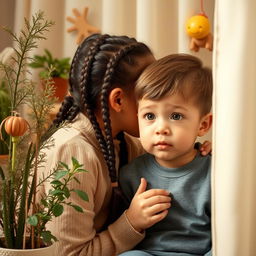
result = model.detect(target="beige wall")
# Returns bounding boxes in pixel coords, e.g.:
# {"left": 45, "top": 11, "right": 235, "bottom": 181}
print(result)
{"left": 0, "top": 0, "right": 15, "bottom": 51}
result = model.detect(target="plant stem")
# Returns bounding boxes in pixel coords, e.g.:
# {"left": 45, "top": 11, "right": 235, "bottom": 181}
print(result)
{"left": 1, "top": 177, "right": 13, "bottom": 248}
{"left": 15, "top": 143, "right": 32, "bottom": 249}
{"left": 8, "top": 136, "right": 18, "bottom": 247}
{"left": 31, "top": 133, "right": 39, "bottom": 249}
{"left": 12, "top": 16, "right": 39, "bottom": 110}
{"left": 11, "top": 136, "right": 17, "bottom": 171}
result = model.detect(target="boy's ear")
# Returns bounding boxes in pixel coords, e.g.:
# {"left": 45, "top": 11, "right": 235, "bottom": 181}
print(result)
{"left": 108, "top": 88, "right": 123, "bottom": 112}
{"left": 198, "top": 113, "right": 212, "bottom": 137}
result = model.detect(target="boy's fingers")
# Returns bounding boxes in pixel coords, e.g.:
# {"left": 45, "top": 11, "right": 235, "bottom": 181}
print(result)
{"left": 135, "top": 177, "right": 147, "bottom": 195}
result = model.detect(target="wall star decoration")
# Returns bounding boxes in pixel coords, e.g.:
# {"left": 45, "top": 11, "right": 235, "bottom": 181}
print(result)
{"left": 67, "top": 7, "right": 100, "bottom": 44}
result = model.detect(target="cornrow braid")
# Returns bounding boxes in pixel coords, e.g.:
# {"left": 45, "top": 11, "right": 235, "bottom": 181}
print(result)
{"left": 53, "top": 96, "right": 79, "bottom": 126}
{"left": 52, "top": 43, "right": 84, "bottom": 127}
{"left": 79, "top": 35, "right": 110, "bottom": 165}
{"left": 101, "top": 43, "right": 143, "bottom": 182}
{"left": 69, "top": 43, "right": 83, "bottom": 92}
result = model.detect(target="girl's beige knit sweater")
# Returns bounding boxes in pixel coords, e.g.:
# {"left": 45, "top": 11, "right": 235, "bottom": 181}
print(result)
{"left": 38, "top": 113, "right": 145, "bottom": 256}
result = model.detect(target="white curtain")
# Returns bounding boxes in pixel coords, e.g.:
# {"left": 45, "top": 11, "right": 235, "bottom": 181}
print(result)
{"left": 212, "top": 0, "right": 256, "bottom": 255}
{"left": 13, "top": 0, "right": 214, "bottom": 60}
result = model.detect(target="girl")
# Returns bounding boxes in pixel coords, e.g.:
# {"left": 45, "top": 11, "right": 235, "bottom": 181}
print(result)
{"left": 39, "top": 34, "right": 211, "bottom": 256}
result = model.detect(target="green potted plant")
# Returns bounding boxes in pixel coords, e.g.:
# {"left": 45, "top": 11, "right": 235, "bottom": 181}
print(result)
{"left": 29, "top": 49, "right": 71, "bottom": 102}
{"left": 0, "top": 11, "right": 88, "bottom": 255}
{"left": 0, "top": 80, "right": 11, "bottom": 156}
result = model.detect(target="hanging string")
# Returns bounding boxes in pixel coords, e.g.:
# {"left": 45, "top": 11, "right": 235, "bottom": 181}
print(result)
{"left": 200, "top": 0, "right": 207, "bottom": 17}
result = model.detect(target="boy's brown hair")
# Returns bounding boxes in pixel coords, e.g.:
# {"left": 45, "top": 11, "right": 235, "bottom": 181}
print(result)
{"left": 135, "top": 54, "right": 213, "bottom": 116}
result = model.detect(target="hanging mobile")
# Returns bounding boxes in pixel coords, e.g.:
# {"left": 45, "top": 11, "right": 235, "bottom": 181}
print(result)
{"left": 185, "top": 0, "right": 213, "bottom": 52}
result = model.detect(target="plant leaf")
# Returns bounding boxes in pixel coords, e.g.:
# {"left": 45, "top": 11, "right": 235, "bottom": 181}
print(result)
{"left": 71, "top": 157, "right": 80, "bottom": 167}
{"left": 73, "top": 189, "right": 89, "bottom": 202}
{"left": 76, "top": 168, "right": 87, "bottom": 173}
{"left": 52, "top": 204, "right": 64, "bottom": 217}
{"left": 41, "top": 230, "right": 57, "bottom": 244}
{"left": 59, "top": 161, "right": 69, "bottom": 170}
{"left": 70, "top": 204, "right": 84, "bottom": 213}
{"left": 63, "top": 186, "right": 70, "bottom": 198}
{"left": 27, "top": 215, "right": 38, "bottom": 226}
{"left": 50, "top": 180, "right": 63, "bottom": 186}
{"left": 50, "top": 189, "right": 65, "bottom": 196}
{"left": 55, "top": 170, "right": 68, "bottom": 180}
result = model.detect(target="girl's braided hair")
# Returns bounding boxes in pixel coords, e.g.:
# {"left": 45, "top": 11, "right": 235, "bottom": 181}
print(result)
{"left": 53, "top": 34, "right": 152, "bottom": 184}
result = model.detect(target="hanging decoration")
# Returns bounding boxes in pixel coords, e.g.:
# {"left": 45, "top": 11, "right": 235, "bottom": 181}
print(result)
{"left": 67, "top": 7, "right": 100, "bottom": 45}
{"left": 185, "top": 0, "right": 213, "bottom": 52}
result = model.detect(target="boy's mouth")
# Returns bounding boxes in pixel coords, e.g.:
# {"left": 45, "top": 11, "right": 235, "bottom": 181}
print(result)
{"left": 154, "top": 142, "right": 173, "bottom": 149}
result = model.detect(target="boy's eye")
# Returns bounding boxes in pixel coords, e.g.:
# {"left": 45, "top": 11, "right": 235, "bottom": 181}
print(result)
{"left": 145, "top": 113, "right": 155, "bottom": 120}
{"left": 171, "top": 113, "right": 183, "bottom": 120}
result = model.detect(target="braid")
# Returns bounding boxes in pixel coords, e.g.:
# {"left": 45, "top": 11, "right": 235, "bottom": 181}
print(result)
{"left": 53, "top": 96, "right": 79, "bottom": 126}
{"left": 101, "top": 43, "right": 142, "bottom": 182}
{"left": 79, "top": 35, "right": 110, "bottom": 165}
{"left": 69, "top": 43, "right": 82, "bottom": 93}
{"left": 52, "top": 43, "right": 84, "bottom": 127}
{"left": 62, "top": 34, "right": 151, "bottom": 187}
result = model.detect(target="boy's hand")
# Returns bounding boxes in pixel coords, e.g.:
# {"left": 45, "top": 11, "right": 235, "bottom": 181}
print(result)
{"left": 199, "top": 140, "right": 212, "bottom": 156}
{"left": 126, "top": 178, "right": 171, "bottom": 233}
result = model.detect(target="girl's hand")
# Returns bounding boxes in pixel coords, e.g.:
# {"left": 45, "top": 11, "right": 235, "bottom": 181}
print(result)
{"left": 126, "top": 178, "right": 171, "bottom": 233}
{"left": 199, "top": 140, "right": 212, "bottom": 156}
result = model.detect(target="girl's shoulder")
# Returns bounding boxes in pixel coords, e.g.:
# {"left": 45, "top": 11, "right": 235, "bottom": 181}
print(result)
{"left": 124, "top": 133, "right": 145, "bottom": 161}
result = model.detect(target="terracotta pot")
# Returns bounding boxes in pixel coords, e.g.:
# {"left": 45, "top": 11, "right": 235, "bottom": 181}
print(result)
{"left": 42, "top": 77, "right": 68, "bottom": 102}
{"left": 0, "top": 242, "right": 56, "bottom": 256}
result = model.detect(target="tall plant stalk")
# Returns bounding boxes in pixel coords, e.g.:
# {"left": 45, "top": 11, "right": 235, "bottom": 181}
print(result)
{"left": 0, "top": 11, "right": 89, "bottom": 250}
{"left": 0, "top": 11, "right": 54, "bottom": 249}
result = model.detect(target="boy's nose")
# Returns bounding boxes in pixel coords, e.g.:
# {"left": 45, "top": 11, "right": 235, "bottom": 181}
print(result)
{"left": 155, "top": 120, "right": 170, "bottom": 135}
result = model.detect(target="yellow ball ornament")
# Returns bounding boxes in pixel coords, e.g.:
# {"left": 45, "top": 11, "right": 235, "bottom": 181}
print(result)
{"left": 186, "top": 15, "right": 210, "bottom": 39}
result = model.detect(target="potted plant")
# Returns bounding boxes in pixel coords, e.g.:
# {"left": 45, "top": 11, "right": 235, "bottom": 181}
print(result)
{"left": 29, "top": 49, "right": 71, "bottom": 102}
{"left": 0, "top": 11, "right": 88, "bottom": 255}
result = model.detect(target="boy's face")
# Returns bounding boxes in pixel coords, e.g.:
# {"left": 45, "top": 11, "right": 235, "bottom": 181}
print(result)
{"left": 137, "top": 93, "right": 211, "bottom": 168}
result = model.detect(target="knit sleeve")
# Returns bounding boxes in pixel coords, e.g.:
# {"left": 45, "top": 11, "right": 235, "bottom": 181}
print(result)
{"left": 40, "top": 131, "right": 144, "bottom": 256}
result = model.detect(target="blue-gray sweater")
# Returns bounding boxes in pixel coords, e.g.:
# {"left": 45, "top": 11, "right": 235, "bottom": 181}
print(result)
{"left": 119, "top": 152, "right": 211, "bottom": 256}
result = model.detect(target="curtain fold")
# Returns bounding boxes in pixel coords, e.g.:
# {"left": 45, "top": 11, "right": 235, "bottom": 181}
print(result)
{"left": 102, "top": 0, "right": 136, "bottom": 38}
{"left": 136, "top": 0, "right": 178, "bottom": 59}
{"left": 212, "top": 0, "right": 256, "bottom": 255}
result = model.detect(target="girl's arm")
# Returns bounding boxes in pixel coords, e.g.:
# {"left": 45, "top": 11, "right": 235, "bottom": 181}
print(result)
{"left": 41, "top": 139, "right": 145, "bottom": 256}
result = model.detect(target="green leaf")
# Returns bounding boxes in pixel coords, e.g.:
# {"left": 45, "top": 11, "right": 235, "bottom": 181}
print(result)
{"left": 41, "top": 230, "right": 57, "bottom": 244}
{"left": 63, "top": 186, "right": 70, "bottom": 198}
{"left": 50, "top": 189, "right": 65, "bottom": 196}
{"left": 52, "top": 204, "right": 64, "bottom": 217}
{"left": 50, "top": 180, "right": 63, "bottom": 186}
{"left": 59, "top": 161, "right": 69, "bottom": 170}
{"left": 41, "top": 215, "right": 51, "bottom": 222}
{"left": 45, "top": 49, "right": 53, "bottom": 62}
{"left": 70, "top": 204, "right": 84, "bottom": 213}
{"left": 27, "top": 215, "right": 38, "bottom": 226}
{"left": 72, "top": 157, "right": 80, "bottom": 167}
{"left": 55, "top": 170, "right": 68, "bottom": 180}
{"left": 76, "top": 168, "right": 87, "bottom": 173}
{"left": 41, "top": 198, "right": 48, "bottom": 207}
{"left": 73, "top": 189, "right": 89, "bottom": 202}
